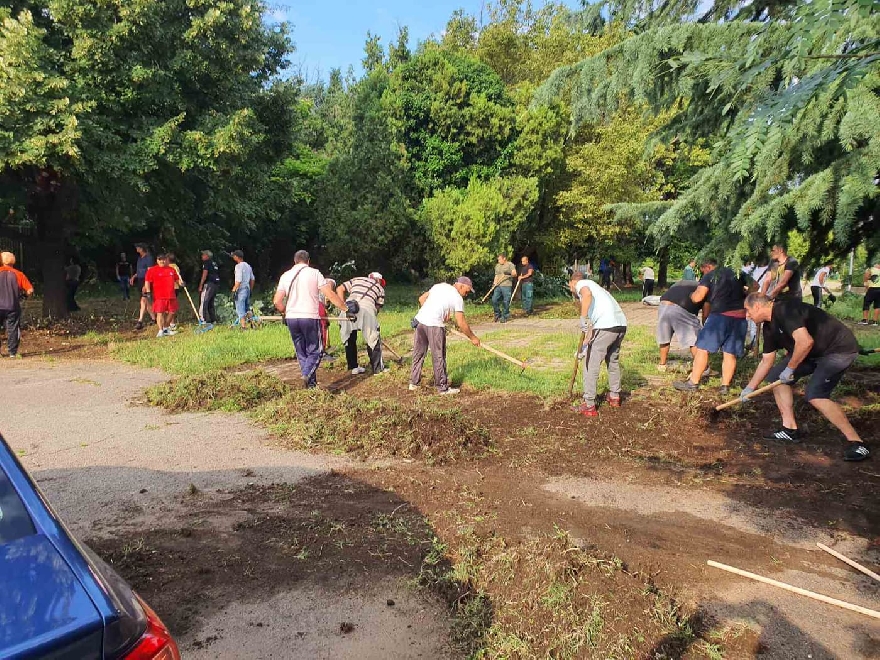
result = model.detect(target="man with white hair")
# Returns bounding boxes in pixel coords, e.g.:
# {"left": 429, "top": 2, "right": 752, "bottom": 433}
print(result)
{"left": 0, "top": 252, "right": 34, "bottom": 358}
{"left": 337, "top": 271, "right": 387, "bottom": 375}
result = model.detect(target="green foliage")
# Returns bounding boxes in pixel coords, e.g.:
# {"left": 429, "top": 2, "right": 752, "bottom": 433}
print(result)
{"left": 146, "top": 370, "right": 289, "bottom": 412}
{"left": 420, "top": 176, "right": 539, "bottom": 276}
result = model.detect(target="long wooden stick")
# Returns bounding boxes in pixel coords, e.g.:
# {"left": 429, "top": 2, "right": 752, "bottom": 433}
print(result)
{"left": 480, "top": 284, "right": 498, "bottom": 304}
{"left": 382, "top": 341, "right": 404, "bottom": 362}
{"left": 449, "top": 329, "right": 526, "bottom": 369}
{"left": 568, "top": 331, "right": 586, "bottom": 398}
{"left": 707, "top": 560, "right": 880, "bottom": 620}
{"left": 817, "top": 543, "right": 880, "bottom": 584}
{"left": 511, "top": 278, "right": 522, "bottom": 302}
{"left": 714, "top": 380, "right": 782, "bottom": 412}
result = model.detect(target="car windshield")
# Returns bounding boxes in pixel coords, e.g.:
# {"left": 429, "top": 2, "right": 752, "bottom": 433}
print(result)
{"left": 0, "top": 467, "right": 36, "bottom": 544}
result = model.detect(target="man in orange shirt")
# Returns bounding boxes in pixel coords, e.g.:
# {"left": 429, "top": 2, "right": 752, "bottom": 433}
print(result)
{"left": 144, "top": 254, "right": 181, "bottom": 338}
{"left": 0, "top": 252, "right": 35, "bottom": 358}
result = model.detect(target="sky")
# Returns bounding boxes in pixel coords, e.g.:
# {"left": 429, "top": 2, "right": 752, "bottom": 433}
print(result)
{"left": 268, "top": 1, "right": 580, "bottom": 81}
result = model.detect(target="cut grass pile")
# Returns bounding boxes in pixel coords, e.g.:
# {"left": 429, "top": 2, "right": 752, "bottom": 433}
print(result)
{"left": 254, "top": 389, "right": 493, "bottom": 465}
{"left": 145, "top": 370, "right": 289, "bottom": 412}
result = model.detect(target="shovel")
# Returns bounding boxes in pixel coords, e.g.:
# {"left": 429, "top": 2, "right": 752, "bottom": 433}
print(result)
{"left": 709, "top": 380, "right": 782, "bottom": 421}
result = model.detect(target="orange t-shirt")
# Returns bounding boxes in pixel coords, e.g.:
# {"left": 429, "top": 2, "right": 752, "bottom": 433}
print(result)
{"left": 0, "top": 265, "right": 33, "bottom": 310}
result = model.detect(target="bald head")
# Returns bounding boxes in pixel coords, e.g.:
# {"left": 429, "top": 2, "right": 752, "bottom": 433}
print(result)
{"left": 1, "top": 252, "right": 15, "bottom": 266}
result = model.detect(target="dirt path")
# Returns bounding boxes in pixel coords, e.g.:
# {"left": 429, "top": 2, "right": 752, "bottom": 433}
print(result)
{"left": 0, "top": 360, "right": 454, "bottom": 659}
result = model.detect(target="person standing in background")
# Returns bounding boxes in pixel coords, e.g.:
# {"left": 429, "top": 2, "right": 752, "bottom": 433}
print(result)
{"left": 640, "top": 264, "right": 655, "bottom": 298}
{"left": 0, "top": 251, "right": 34, "bottom": 359}
{"left": 198, "top": 250, "right": 220, "bottom": 327}
{"left": 231, "top": 250, "right": 254, "bottom": 329}
{"left": 682, "top": 259, "right": 697, "bottom": 282}
{"left": 491, "top": 254, "right": 517, "bottom": 323}
{"left": 65, "top": 258, "right": 81, "bottom": 312}
{"left": 862, "top": 259, "right": 880, "bottom": 326}
{"left": 810, "top": 262, "right": 833, "bottom": 308}
{"left": 116, "top": 253, "right": 132, "bottom": 300}
{"left": 131, "top": 243, "right": 155, "bottom": 330}
{"left": 517, "top": 256, "right": 536, "bottom": 316}
{"left": 766, "top": 243, "right": 803, "bottom": 302}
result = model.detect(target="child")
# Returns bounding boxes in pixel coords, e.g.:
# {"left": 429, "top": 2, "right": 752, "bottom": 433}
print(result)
{"left": 144, "top": 254, "right": 181, "bottom": 337}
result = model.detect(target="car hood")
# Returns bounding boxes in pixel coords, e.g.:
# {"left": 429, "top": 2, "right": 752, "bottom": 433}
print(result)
{"left": 0, "top": 534, "right": 103, "bottom": 659}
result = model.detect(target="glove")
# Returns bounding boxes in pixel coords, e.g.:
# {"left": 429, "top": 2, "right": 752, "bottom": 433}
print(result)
{"left": 345, "top": 300, "right": 359, "bottom": 322}
{"left": 779, "top": 367, "right": 795, "bottom": 384}
{"left": 739, "top": 386, "right": 755, "bottom": 403}
{"left": 579, "top": 316, "right": 590, "bottom": 333}
{"left": 410, "top": 317, "right": 419, "bottom": 329}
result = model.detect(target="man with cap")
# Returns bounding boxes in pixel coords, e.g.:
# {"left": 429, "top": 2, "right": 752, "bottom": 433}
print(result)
{"left": 198, "top": 250, "right": 221, "bottom": 327}
{"left": 337, "top": 272, "right": 387, "bottom": 375}
{"left": 274, "top": 250, "right": 349, "bottom": 388}
{"left": 231, "top": 250, "right": 254, "bottom": 329}
{"left": 0, "top": 251, "right": 34, "bottom": 358}
{"left": 741, "top": 293, "right": 869, "bottom": 462}
{"left": 569, "top": 271, "right": 628, "bottom": 417}
{"left": 410, "top": 277, "right": 481, "bottom": 395}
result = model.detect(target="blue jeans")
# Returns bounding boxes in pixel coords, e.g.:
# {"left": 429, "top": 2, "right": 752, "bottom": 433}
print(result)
{"left": 118, "top": 276, "right": 130, "bottom": 300}
{"left": 234, "top": 287, "right": 250, "bottom": 321}
{"left": 492, "top": 286, "right": 512, "bottom": 320}
{"left": 521, "top": 281, "right": 534, "bottom": 314}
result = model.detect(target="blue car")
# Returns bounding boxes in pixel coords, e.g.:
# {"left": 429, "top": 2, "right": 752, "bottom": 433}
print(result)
{"left": 0, "top": 434, "right": 180, "bottom": 659}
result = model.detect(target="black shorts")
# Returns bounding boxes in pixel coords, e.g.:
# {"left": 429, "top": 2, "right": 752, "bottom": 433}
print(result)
{"left": 766, "top": 352, "right": 857, "bottom": 401}
{"left": 864, "top": 288, "right": 880, "bottom": 311}
{"left": 136, "top": 279, "right": 148, "bottom": 297}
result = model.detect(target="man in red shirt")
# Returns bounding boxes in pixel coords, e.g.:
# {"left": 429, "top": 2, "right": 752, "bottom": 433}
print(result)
{"left": 0, "top": 251, "right": 35, "bottom": 358}
{"left": 144, "top": 254, "right": 181, "bottom": 338}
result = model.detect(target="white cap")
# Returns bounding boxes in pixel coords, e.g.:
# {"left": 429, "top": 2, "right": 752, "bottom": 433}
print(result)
{"left": 369, "top": 272, "right": 383, "bottom": 281}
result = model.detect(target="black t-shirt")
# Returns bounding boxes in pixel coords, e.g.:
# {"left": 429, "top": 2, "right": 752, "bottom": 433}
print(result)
{"left": 116, "top": 261, "right": 132, "bottom": 279}
{"left": 771, "top": 256, "right": 802, "bottom": 301}
{"left": 698, "top": 267, "right": 746, "bottom": 315}
{"left": 202, "top": 259, "right": 221, "bottom": 284}
{"left": 660, "top": 281, "right": 701, "bottom": 315}
{"left": 518, "top": 263, "right": 535, "bottom": 282}
{"left": 763, "top": 300, "right": 858, "bottom": 357}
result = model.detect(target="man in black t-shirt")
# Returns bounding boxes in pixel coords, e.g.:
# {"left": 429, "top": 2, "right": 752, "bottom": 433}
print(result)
{"left": 197, "top": 250, "right": 221, "bottom": 326}
{"left": 767, "top": 243, "right": 802, "bottom": 302}
{"left": 740, "top": 293, "right": 868, "bottom": 462}
{"left": 656, "top": 280, "right": 702, "bottom": 372}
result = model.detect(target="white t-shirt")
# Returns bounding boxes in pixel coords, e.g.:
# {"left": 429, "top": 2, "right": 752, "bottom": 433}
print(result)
{"left": 575, "top": 279, "right": 627, "bottom": 329}
{"left": 811, "top": 266, "right": 830, "bottom": 288}
{"left": 276, "top": 265, "right": 327, "bottom": 320}
{"left": 640, "top": 267, "right": 655, "bottom": 280}
{"left": 235, "top": 261, "right": 254, "bottom": 287}
{"left": 415, "top": 283, "right": 464, "bottom": 327}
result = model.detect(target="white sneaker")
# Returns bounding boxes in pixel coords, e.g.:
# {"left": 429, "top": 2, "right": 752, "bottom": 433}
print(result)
{"left": 439, "top": 387, "right": 460, "bottom": 395}
{"left": 351, "top": 367, "right": 366, "bottom": 375}
{"left": 164, "top": 328, "right": 177, "bottom": 336}
{"left": 408, "top": 383, "right": 420, "bottom": 391}
{"left": 374, "top": 367, "right": 390, "bottom": 375}
{"left": 156, "top": 330, "right": 166, "bottom": 338}
{"left": 169, "top": 323, "right": 178, "bottom": 331}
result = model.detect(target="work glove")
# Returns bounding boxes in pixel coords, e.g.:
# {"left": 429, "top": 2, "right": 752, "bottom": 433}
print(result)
{"left": 345, "top": 300, "right": 359, "bottom": 322}
{"left": 779, "top": 367, "right": 795, "bottom": 384}
{"left": 739, "top": 386, "right": 755, "bottom": 403}
{"left": 410, "top": 317, "right": 419, "bottom": 329}
{"left": 579, "top": 316, "right": 590, "bottom": 333}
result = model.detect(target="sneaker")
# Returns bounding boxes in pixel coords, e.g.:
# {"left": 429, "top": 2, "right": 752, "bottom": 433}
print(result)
{"left": 156, "top": 330, "right": 166, "bottom": 338}
{"left": 700, "top": 367, "right": 712, "bottom": 380}
{"left": 573, "top": 402, "right": 598, "bottom": 417}
{"left": 607, "top": 395, "right": 621, "bottom": 408}
{"left": 164, "top": 328, "right": 177, "bottom": 336}
{"left": 408, "top": 383, "right": 420, "bottom": 391}
{"left": 673, "top": 379, "right": 700, "bottom": 392}
{"left": 374, "top": 367, "right": 391, "bottom": 375}
{"left": 500, "top": 318, "right": 508, "bottom": 323}
{"left": 656, "top": 364, "right": 668, "bottom": 373}
{"left": 764, "top": 427, "right": 802, "bottom": 444}
{"left": 719, "top": 385, "right": 730, "bottom": 396}
{"left": 169, "top": 323, "right": 178, "bottom": 331}
{"left": 135, "top": 321, "right": 144, "bottom": 330}
{"left": 351, "top": 367, "right": 367, "bottom": 375}
{"left": 493, "top": 316, "right": 500, "bottom": 323}
{"left": 858, "top": 319, "right": 869, "bottom": 325}
{"left": 872, "top": 321, "right": 879, "bottom": 327}
{"left": 8, "top": 354, "right": 21, "bottom": 360}
{"left": 843, "top": 442, "right": 870, "bottom": 462}
{"left": 439, "top": 387, "right": 460, "bottom": 395}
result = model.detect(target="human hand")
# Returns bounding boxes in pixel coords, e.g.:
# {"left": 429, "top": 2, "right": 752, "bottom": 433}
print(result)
{"left": 739, "top": 386, "right": 755, "bottom": 403}
{"left": 779, "top": 367, "right": 795, "bottom": 384}
{"left": 470, "top": 336, "right": 481, "bottom": 347}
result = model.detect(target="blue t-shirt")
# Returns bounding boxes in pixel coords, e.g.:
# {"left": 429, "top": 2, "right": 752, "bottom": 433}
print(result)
{"left": 135, "top": 254, "right": 154, "bottom": 281}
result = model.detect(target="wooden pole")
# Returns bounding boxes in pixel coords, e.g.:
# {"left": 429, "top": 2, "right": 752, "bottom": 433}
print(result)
{"left": 511, "top": 277, "right": 522, "bottom": 303}
{"left": 480, "top": 284, "right": 498, "bottom": 304}
{"left": 707, "top": 560, "right": 880, "bottom": 620}
{"left": 817, "top": 543, "right": 880, "bottom": 583}
{"left": 449, "top": 329, "right": 526, "bottom": 370}
{"left": 568, "top": 331, "right": 586, "bottom": 398}
{"left": 714, "top": 380, "right": 782, "bottom": 411}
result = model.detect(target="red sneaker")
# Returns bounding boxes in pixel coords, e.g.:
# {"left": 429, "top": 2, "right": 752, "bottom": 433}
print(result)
{"left": 607, "top": 395, "right": 621, "bottom": 408}
{"left": 573, "top": 402, "right": 599, "bottom": 417}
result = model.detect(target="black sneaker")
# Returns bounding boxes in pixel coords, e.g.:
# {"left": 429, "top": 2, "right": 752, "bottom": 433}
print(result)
{"left": 719, "top": 385, "right": 730, "bottom": 396}
{"left": 843, "top": 443, "right": 870, "bottom": 462}
{"left": 673, "top": 379, "right": 699, "bottom": 392}
{"left": 135, "top": 321, "right": 144, "bottom": 330}
{"left": 764, "top": 427, "right": 802, "bottom": 444}
{"left": 493, "top": 316, "right": 500, "bottom": 323}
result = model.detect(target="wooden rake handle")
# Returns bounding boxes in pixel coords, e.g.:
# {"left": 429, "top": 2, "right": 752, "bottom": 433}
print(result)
{"left": 714, "top": 380, "right": 782, "bottom": 412}
{"left": 568, "top": 330, "right": 587, "bottom": 397}
{"left": 449, "top": 329, "right": 526, "bottom": 369}
{"left": 480, "top": 284, "right": 498, "bottom": 303}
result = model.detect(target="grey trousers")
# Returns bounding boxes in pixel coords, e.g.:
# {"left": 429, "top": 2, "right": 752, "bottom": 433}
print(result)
{"left": 582, "top": 327, "right": 626, "bottom": 405}
{"left": 410, "top": 324, "right": 448, "bottom": 392}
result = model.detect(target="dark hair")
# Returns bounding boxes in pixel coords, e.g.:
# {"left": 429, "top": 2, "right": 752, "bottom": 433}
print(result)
{"left": 231, "top": 249, "right": 244, "bottom": 259}
{"left": 135, "top": 243, "right": 148, "bottom": 251}
{"left": 772, "top": 243, "right": 787, "bottom": 253}
{"left": 700, "top": 257, "right": 718, "bottom": 267}
{"left": 156, "top": 253, "right": 168, "bottom": 260}
{"left": 294, "top": 250, "right": 310, "bottom": 264}
{"left": 166, "top": 252, "right": 176, "bottom": 262}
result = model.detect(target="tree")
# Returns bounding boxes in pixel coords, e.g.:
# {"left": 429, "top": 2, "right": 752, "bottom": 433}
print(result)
{"left": 537, "top": 0, "right": 880, "bottom": 264}
{"left": 0, "top": 0, "right": 294, "bottom": 316}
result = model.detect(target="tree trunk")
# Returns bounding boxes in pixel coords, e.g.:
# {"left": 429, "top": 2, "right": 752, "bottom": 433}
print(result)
{"left": 28, "top": 169, "right": 77, "bottom": 319}
{"left": 658, "top": 247, "right": 669, "bottom": 288}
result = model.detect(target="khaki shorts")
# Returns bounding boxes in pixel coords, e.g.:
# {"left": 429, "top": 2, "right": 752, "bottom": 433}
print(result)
{"left": 656, "top": 303, "right": 701, "bottom": 348}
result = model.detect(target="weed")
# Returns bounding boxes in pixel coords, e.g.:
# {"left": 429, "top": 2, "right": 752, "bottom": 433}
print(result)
{"left": 146, "top": 370, "right": 289, "bottom": 413}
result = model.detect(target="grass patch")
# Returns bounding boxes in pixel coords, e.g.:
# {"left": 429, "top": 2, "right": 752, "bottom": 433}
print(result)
{"left": 145, "top": 370, "right": 289, "bottom": 412}
{"left": 253, "top": 389, "right": 492, "bottom": 465}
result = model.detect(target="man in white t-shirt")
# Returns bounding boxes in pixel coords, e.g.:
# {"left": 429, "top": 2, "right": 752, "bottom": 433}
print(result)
{"left": 639, "top": 265, "right": 655, "bottom": 299}
{"left": 273, "top": 250, "right": 349, "bottom": 388}
{"left": 810, "top": 262, "right": 833, "bottom": 308}
{"left": 569, "top": 272, "right": 628, "bottom": 417}
{"left": 410, "top": 277, "right": 481, "bottom": 395}
{"left": 231, "top": 250, "right": 255, "bottom": 328}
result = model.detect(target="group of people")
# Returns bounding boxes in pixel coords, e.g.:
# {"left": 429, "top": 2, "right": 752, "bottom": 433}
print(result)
{"left": 489, "top": 254, "right": 536, "bottom": 322}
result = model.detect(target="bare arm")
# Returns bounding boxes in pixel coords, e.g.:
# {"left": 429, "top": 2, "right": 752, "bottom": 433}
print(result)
{"left": 746, "top": 353, "right": 777, "bottom": 390}
{"left": 336, "top": 284, "right": 347, "bottom": 301}
{"left": 690, "top": 285, "right": 709, "bottom": 306}
{"left": 320, "top": 283, "right": 348, "bottom": 311}
{"left": 454, "top": 311, "right": 480, "bottom": 346}
{"left": 787, "top": 327, "right": 814, "bottom": 371}
{"left": 418, "top": 291, "right": 430, "bottom": 306}
{"left": 864, "top": 269, "right": 872, "bottom": 286}
{"left": 249, "top": 277, "right": 255, "bottom": 290}
{"left": 273, "top": 289, "right": 285, "bottom": 313}
{"left": 818, "top": 271, "right": 827, "bottom": 287}
{"left": 579, "top": 288, "right": 593, "bottom": 318}
{"left": 199, "top": 268, "right": 207, "bottom": 291}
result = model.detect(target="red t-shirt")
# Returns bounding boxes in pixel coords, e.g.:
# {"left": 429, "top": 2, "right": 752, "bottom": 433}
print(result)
{"left": 144, "top": 265, "right": 180, "bottom": 299}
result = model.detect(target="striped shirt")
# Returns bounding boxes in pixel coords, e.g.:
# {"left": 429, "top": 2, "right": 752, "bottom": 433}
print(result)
{"left": 342, "top": 277, "right": 385, "bottom": 309}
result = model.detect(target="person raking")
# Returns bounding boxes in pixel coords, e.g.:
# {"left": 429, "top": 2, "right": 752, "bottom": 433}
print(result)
{"left": 337, "top": 272, "right": 387, "bottom": 376}
{"left": 740, "top": 293, "right": 869, "bottom": 462}
{"left": 491, "top": 254, "right": 517, "bottom": 323}
{"left": 0, "top": 251, "right": 34, "bottom": 359}
{"left": 655, "top": 279, "right": 702, "bottom": 373}
{"left": 198, "top": 250, "right": 220, "bottom": 328}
